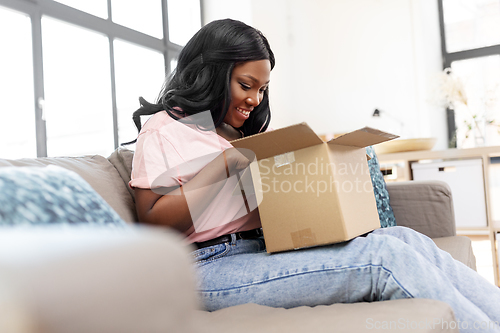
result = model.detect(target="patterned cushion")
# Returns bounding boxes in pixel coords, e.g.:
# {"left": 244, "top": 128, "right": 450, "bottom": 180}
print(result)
{"left": 366, "top": 146, "right": 397, "bottom": 228}
{"left": 0, "top": 154, "right": 137, "bottom": 223}
{"left": 0, "top": 165, "right": 127, "bottom": 226}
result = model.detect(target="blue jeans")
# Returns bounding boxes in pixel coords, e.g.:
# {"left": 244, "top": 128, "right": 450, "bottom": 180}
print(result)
{"left": 193, "top": 226, "right": 500, "bottom": 332}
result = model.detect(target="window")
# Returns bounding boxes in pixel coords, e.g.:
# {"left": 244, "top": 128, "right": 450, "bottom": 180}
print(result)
{"left": 111, "top": 0, "right": 163, "bottom": 38}
{"left": 0, "top": 7, "right": 36, "bottom": 158}
{"left": 442, "top": 0, "right": 500, "bottom": 53}
{"left": 43, "top": 17, "right": 114, "bottom": 157}
{"left": 451, "top": 55, "right": 500, "bottom": 148}
{"left": 167, "top": 0, "right": 201, "bottom": 46}
{"left": 0, "top": 0, "right": 199, "bottom": 158}
{"left": 438, "top": 0, "right": 500, "bottom": 148}
{"left": 53, "top": 0, "right": 107, "bottom": 19}
{"left": 114, "top": 39, "right": 166, "bottom": 147}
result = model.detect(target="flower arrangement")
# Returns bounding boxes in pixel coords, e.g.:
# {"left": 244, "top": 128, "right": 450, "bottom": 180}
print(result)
{"left": 430, "top": 67, "right": 500, "bottom": 148}
{"left": 432, "top": 68, "right": 468, "bottom": 109}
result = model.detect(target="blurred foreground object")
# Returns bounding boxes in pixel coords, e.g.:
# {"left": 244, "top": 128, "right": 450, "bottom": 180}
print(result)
{"left": 0, "top": 226, "right": 199, "bottom": 333}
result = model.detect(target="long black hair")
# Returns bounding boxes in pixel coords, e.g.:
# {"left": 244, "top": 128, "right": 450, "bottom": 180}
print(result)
{"left": 124, "top": 19, "right": 275, "bottom": 143}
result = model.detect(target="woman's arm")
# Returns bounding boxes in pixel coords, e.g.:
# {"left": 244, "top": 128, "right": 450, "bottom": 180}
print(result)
{"left": 134, "top": 148, "right": 252, "bottom": 233}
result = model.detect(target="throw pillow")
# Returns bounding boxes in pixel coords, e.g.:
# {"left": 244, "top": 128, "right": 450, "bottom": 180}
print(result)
{"left": 0, "top": 165, "right": 127, "bottom": 226}
{"left": 366, "top": 146, "right": 397, "bottom": 228}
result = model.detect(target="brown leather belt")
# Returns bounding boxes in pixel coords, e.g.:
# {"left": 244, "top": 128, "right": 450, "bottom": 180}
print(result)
{"left": 194, "top": 228, "right": 263, "bottom": 249}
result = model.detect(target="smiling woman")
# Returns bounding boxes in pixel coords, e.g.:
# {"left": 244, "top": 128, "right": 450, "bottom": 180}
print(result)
{"left": 125, "top": 19, "right": 275, "bottom": 142}
{"left": 123, "top": 18, "right": 500, "bottom": 329}
{"left": 126, "top": 19, "right": 275, "bottom": 237}
{"left": 223, "top": 60, "right": 271, "bottom": 130}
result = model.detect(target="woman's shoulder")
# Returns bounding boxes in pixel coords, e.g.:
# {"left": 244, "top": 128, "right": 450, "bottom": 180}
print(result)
{"left": 140, "top": 110, "right": 208, "bottom": 143}
{"left": 141, "top": 111, "right": 170, "bottom": 130}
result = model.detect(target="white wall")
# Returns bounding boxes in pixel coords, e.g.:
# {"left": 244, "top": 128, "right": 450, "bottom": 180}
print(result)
{"left": 202, "top": 0, "right": 447, "bottom": 149}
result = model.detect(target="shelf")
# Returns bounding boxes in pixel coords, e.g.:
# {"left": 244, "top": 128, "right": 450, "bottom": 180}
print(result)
{"left": 378, "top": 145, "right": 500, "bottom": 164}
{"left": 456, "top": 228, "right": 490, "bottom": 236}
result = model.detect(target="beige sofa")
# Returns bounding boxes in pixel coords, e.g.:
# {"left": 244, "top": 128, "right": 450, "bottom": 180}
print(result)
{"left": 0, "top": 147, "right": 476, "bottom": 333}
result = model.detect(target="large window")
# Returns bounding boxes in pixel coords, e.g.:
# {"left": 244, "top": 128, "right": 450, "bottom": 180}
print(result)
{"left": 438, "top": 0, "right": 500, "bottom": 148}
{"left": 0, "top": 6, "right": 36, "bottom": 159}
{"left": 0, "top": 0, "right": 201, "bottom": 158}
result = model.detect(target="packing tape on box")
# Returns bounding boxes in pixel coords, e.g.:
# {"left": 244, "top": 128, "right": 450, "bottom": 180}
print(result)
{"left": 291, "top": 228, "right": 317, "bottom": 249}
{"left": 274, "top": 152, "right": 295, "bottom": 168}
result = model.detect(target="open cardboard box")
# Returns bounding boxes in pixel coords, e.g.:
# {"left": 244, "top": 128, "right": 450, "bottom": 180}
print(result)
{"left": 231, "top": 123, "right": 398, "bottom": 253}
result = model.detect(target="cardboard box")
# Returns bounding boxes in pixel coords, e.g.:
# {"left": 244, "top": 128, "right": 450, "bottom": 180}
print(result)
{"left": 231, "top": 123, "right": 398, "bottom": 253}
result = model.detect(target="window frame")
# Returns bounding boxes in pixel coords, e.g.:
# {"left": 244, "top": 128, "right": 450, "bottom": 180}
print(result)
{"left": 437, "top": 0, "right": 500, "bottom": 148}
{"left": 0, "top": 0, "right": 200, "bottom": 157}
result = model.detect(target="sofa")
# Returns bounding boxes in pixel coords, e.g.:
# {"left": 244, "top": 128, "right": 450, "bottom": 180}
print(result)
{"left": 0, "top": 147, "right": 476, "bottom": 333}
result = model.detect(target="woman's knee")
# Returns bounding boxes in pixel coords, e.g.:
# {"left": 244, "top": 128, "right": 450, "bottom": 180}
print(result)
{"left": 361, "top": 231, "right": 422, "bottom": 266}
{"left": 372, "top": 226, "right": 434, "bottom": 245}
{"left": 373, "top": 225, "right": 417, "bottom": 236}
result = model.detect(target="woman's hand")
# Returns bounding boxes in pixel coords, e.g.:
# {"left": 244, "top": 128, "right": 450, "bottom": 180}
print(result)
{"left": 225, "top": 147, "right": 255, "bottom": 173}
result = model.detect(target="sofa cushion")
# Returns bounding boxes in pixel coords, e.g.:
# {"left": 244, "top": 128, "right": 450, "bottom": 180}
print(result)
{"left": 107, "top": 147, "right": 135, "bottom": 200}
{"left": 433, "top": 236, "right": 477, "bottom": 271}
{"left": 0, "top": 155, "right": 137, "bottom": 223}
{"left": 198, "top": 299, "right": 458, "bottom": 333}
{"left": 366, "top": 146, "right": 397, "bottom": 228}
{"left": 386, "top": 181, "right": 456, "bottom": 238}
{"left": 0, "top": 165, "right": 126, "bottom": 226}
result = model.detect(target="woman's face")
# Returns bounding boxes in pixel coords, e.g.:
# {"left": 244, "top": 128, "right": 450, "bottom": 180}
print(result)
{"left": 224, "top": 59, "right": 271, "bottom": 128}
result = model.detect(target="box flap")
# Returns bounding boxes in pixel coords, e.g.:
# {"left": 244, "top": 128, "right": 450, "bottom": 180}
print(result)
{"left": 231, "top": 123, "right": 323, "bottom": 160}
{"left": 328, "top": 127, "right": 399, "bottom": 148}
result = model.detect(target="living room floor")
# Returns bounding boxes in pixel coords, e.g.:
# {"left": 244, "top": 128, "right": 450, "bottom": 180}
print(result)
{"left": 469, "top": 235, "right": 496, "bottom": 286}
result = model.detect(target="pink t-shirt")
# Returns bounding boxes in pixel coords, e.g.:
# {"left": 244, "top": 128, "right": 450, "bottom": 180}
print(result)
{"left": 129, "top": 111, "right": 261, "bottom": 244}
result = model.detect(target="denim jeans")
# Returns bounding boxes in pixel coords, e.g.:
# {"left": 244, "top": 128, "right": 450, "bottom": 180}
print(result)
{"left": 193, "top": 226, "right": 500, "bottom": 333}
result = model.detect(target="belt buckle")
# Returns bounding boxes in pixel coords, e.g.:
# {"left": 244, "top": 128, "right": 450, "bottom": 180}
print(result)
{"left": 237, "top": 228, "right": 262, "bottom": 240}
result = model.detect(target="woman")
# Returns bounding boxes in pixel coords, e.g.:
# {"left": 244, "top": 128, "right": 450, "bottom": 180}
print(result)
{"left": 128, "top": 19, "right": 500, "bottom": 332}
